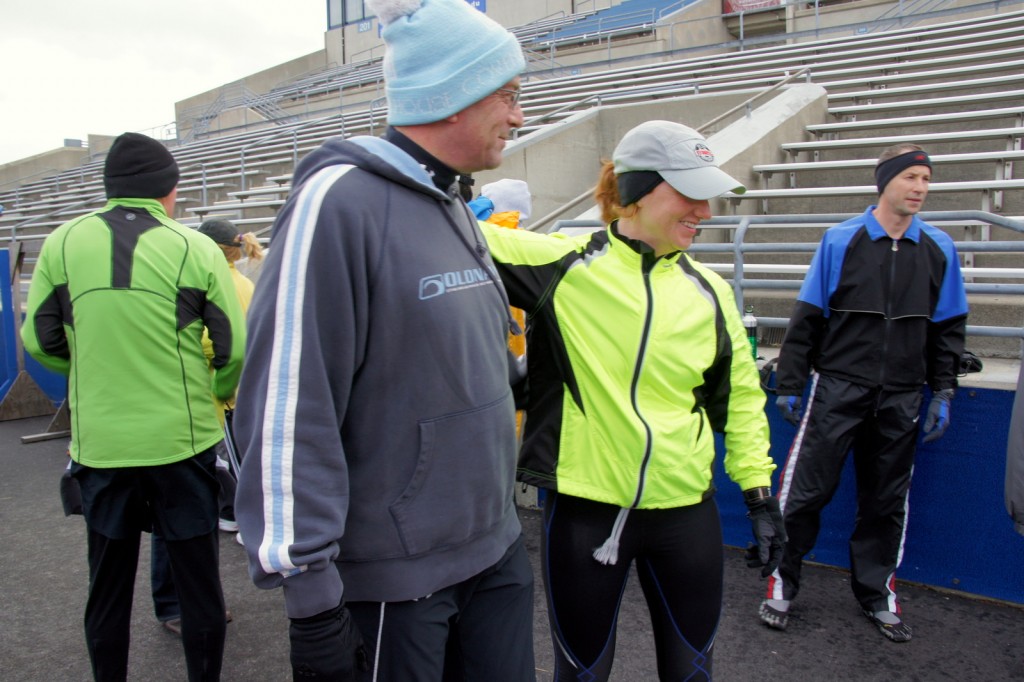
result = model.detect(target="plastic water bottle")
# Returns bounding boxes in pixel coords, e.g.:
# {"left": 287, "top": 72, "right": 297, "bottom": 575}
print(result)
{"left": 742, "top": 305, "right": 758, "bottom": 360}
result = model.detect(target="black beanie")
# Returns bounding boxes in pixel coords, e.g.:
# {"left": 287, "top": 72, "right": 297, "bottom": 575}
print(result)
{"left": 103, "top": 132, "right": 179, "bottom": 199}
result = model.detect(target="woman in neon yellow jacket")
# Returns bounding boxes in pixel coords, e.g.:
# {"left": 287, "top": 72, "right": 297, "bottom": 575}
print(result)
{"left": 483, "top": 121, "right": 783, "bottom": 681}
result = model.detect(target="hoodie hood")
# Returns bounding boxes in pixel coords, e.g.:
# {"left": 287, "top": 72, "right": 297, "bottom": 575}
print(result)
{"left": 292, "top": 134, "right": 451, "bottom": 202}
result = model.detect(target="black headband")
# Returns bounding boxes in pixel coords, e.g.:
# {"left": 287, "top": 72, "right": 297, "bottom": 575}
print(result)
{"left": 617, "top": 170, "right": 663, "bottom": 207}
{"left": 875, "top": 150, "right": 931, "bottom": 194}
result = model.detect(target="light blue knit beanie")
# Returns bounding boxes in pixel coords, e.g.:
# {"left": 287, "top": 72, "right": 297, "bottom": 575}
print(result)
{"left": 367, "top": 0, "right": 525, "bottom": 125}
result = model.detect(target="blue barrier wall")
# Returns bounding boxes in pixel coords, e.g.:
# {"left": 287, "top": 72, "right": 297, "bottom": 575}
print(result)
{"left": 0, "top": 248, "right": 66, "bottom": 405}
{"left": 715, "top": 387, "right": 1024, "bottom": 605}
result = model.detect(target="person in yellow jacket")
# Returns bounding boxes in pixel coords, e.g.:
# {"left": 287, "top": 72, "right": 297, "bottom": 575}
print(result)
{"left": 196, "top": 219, "right": 263, "bottom": 422}
{"left": 482, "top": 121, "right": 784, "bottom": 681}
{"left": 195, "top": 217, "right": 262, "bottom": 529}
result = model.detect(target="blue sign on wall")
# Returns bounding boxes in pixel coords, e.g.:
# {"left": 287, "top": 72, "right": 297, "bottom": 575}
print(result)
{"left": 467, "top": 0, "right": 486, "bottom": 11}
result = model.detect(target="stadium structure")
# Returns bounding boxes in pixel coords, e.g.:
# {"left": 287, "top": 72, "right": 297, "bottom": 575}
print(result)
{"left": 0, "top": 0, "right": 1021, "bottom": 606}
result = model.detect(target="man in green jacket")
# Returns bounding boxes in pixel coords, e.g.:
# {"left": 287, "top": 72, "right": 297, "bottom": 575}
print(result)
{"left": 21, "top": 132, "right": 245, "bottom": 682}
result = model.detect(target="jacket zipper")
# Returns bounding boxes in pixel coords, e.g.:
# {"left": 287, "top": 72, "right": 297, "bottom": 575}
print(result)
{"left": 876, "top": 238, "right": 899, "bottom": 414}
{"left": 447, "top": 200, "right": 521, "bottom": 335}
{"left": 629, "top": 258, "right": 657, "bottom": 508}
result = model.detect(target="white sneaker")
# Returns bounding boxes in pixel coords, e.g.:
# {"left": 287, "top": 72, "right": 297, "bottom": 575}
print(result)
{"left": 759, "top": 598, "right": 790, "bottom": 630}
{"left": 235, "top": 532, "right": 244, "bottom": 546}
{"left": 218, "top": 518, "right": 239, "bottom": 533}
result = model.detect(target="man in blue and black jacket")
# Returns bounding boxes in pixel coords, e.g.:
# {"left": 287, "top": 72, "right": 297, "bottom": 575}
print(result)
{"left": 760, "top": 144, "right": 968, "bottom": 643}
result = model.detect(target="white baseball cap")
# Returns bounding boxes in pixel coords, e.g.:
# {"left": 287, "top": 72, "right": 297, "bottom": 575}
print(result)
{"left": 612, "top": 120, "right": 746, "bottom": 200}
{"left": 481, "top": 178, "right": 532, "bottom": 221}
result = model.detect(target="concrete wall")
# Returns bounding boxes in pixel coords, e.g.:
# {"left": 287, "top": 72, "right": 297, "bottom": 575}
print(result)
{"left": 173, "top": 50, "right": 329, "bottom": 135}
{"left": 660, "top": 0, "right": 736, "bottom": 57}
{"left": 0, "top": 146, "right": 92, "bottom": 191}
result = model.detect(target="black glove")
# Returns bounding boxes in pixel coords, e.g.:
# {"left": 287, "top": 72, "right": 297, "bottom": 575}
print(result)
{"left": 289, "top": 601, "right": 369, "bottom": 679}
{"left": 744, "top": 490, "right": 786, "bottom": 578}
{"left": 776, "top": 394, "right": 802, "bottom": 426}
{"left": 922, "top": 388, "right": 954, "bottom": 444}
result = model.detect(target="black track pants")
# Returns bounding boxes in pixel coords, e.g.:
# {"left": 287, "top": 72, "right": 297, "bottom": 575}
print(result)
{"left": 348, "top": 535, "right": 535, "bottom": 682}
{"left": 769, "top": 373, "right": 921, "bottom": 613}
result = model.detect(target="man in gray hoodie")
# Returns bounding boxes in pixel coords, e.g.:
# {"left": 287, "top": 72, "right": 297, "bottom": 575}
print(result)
{"left": 233, "top": 0, "right": 534, "bottom": 679}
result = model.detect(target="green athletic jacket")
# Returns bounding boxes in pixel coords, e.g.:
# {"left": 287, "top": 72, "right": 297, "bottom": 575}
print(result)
{"left": 484, "top": 222, "right": 774, "bottom": 509}
{"left": 21, "top": 198, "right": 245, "bottom": 468}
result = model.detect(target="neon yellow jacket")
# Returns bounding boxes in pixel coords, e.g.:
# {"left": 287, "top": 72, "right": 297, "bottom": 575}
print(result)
{"left": 21, "top": 198, "right": 245, "bottom": 468}
{"left": 483, "top": 222, "right": 774, "bottom": 508}
{"left": 202, "top": 262, "right": 254, "bottom": 423}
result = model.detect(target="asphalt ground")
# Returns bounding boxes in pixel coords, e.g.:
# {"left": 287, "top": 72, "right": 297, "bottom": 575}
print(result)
{"left": 2, "top": 414, "right": 1022, "bottom": 681}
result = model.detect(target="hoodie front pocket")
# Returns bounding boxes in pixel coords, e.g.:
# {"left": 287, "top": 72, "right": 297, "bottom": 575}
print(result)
{"left": 389, "top": 395, "right": 516, "bottom": 556}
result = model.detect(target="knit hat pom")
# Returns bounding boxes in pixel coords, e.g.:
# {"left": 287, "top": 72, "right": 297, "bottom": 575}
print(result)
{"left": 367, "top": 0, "right": 424, "bottom": 26}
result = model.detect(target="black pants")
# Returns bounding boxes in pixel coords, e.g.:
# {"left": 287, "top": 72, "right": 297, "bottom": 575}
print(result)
{"left": 543, "top": 492, "right": 723, "bottom": 682}
{"left": 150, "top": 534, "right": 180, "bottom": 622}
{"left": 73, "top": 448, "right": 226, "bottom": 682}
{"left": 347, "top": 535, "right": 535, "bottom": 681}
{"left": 769, "top": 373, "right": 921, "bottom": 613}
{"left": 150, "top": 443, "right": 236, "bottom": 623}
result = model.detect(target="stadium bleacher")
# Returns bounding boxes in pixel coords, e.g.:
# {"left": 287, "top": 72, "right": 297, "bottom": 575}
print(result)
{"left": 1, "top": 1, "right": 1023, "bottom": 636}
{"left": 1, "top": 1, "right": 1022, "bottom": 346}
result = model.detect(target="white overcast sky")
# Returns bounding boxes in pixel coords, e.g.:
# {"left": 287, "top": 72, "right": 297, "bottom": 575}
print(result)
{"left": 1, "top": 1, "right": 327, "bottom": 166}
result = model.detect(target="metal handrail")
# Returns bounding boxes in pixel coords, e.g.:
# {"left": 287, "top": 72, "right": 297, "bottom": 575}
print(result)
{"left": 528, "top": 75, "right": 810, "bottom": 232}
{"left": 698, "top": 211, "right": 1024, "bottom": 339}
{"left": 549, "top": 211, "right": 1024, "bottom": 340}
{"left": 698, "top": 68, "right": 811, "bottom": 133}
{"left": 237, "top": 113, "right": 344, "bottom": 190}
{"left": 7, "top": 192, "right": 107, "bottom": 242}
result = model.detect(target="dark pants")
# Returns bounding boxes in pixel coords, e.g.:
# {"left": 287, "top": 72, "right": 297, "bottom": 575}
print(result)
{"left": 543, "top": 492, "right": 723, "bottom": 682}
{"left": 73, "top": 448, "right": 226, "bottom": 682}
{"left": 769, "top": 373, "right": 921, "bottom": 613}
{"left": 348, "top": 535, "right": 535, "bottom": 682}
{"left": 150, "top": 442, "right": 236, "bottom": 622}
{"left": 151, "top": 534, "right": 180, "bottom": 622}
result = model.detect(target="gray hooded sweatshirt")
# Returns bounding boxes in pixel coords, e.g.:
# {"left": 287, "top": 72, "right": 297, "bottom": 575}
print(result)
{"left": 234, "top": 135, "right": 521, "bottom": 618}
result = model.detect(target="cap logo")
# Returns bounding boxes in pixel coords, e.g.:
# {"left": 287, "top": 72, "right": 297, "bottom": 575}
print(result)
{"left": 694, "top": 143, "right": 714, "bottom": 163}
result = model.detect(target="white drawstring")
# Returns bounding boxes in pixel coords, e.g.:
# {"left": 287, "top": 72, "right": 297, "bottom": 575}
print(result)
{"left": 371, "top": 602, "right": 385, "bottom": 682}
{"left": 592, "top": 507, "right": 630, "bottom": 565}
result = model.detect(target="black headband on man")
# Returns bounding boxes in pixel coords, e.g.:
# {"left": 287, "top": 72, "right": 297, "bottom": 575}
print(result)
{"left": 875, "top": 150, "right": 932, "bottom": 194}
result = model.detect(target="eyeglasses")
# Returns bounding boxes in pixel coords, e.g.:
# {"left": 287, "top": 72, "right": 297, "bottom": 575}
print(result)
{"left": 493, "top": 88, "right": 522, "bottom": 108}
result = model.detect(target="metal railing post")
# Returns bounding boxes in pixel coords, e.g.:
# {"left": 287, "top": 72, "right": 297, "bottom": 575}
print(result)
{"left": 200, "top": 164, "right": 209, "bottom": 206}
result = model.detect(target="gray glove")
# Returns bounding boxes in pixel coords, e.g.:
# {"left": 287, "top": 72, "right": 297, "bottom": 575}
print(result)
{"left": 776, "top": 394, "right": 802, "bottom": 426}
{"left": 744, "top": 490, "right": 787, "bottom": 578}
{"left": 922, "top": 388, "right": 954, "bottom": 444}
